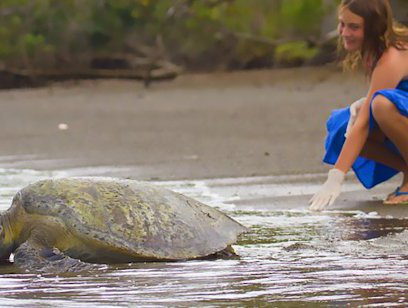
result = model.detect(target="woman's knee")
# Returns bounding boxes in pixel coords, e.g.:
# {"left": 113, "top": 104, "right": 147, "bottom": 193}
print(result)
{"left": 371, "top": 95, "right": 397, "bottom": 123}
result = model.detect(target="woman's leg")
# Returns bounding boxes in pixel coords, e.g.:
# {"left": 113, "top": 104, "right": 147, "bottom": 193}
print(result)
{"left": 360, "top": 131, "right": 408, "bottom": 201}
{"left": 360, "top": 129, "right": 408, "bottom": 173}
{"left": 371, "top": 95, "right": 408, "bottom": 202}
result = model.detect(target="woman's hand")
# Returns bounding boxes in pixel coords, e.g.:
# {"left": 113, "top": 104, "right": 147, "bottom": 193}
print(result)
{"left": 309, "top": 169, "right": 345, "bottom": 211}
{"left": 345, "top": 97, "right": 365, "bottom": 138}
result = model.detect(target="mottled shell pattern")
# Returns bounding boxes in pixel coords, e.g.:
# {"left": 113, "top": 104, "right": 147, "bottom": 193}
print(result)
{"left": 16, "top": 178, "right": 247, "bottom": 260}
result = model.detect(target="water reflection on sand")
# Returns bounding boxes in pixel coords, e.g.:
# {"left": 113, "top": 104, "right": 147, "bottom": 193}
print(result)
{"left": 0, "top": 167, "right": 406, "bottom": 307}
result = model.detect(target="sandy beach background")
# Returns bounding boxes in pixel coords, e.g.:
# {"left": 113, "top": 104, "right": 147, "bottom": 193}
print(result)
{"left": 1, "top": 66, "right": 408, "bottom": 307}
{"left": 0, "top": 66, "right": 367, "bottom": 181}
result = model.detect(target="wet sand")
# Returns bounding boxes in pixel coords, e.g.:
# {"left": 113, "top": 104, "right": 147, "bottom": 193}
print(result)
{"left": 0, "top": 66, "right": 367, "bottom": 180}
{"left": 0, "top": 68, "right": 408, "bottom": 307}
{"left": 1, "top": 65, "right": 406, "bottom": 215}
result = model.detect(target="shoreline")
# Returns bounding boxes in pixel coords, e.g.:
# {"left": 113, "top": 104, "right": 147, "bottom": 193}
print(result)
{"left": 0, "top": 66, "right": 366, "bottom": 181}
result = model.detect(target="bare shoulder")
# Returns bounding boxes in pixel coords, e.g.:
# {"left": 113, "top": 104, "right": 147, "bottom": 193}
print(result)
{"left": 376, "top": 46, "right": 408, "bottom": 77}
{"left": 378, "top": 46, "right": 408, "bottom": 67}
{"left": 368, "top": 46, "right": 408, "bottom": 89}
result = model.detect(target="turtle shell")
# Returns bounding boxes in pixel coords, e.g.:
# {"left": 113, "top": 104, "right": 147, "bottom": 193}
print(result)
{"left": 16, "top": 178, "right": 247, "bottom": 261}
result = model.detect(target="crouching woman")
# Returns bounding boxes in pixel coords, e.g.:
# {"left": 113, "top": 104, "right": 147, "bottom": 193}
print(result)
{"left": 310, "top": 0, "right": 408, "bottom": 210}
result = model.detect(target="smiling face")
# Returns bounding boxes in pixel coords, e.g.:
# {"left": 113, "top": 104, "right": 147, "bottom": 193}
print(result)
{"left": 338, "top": 7, "right": 365, "bottom": 52}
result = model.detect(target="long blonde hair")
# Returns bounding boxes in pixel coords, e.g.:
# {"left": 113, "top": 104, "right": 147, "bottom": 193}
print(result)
{"left": 338, "top": 0, "right": 408, "bottom": 76}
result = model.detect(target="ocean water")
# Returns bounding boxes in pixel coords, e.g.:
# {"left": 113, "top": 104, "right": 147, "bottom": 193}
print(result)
{"left": 0, "top": 167, "right": 406, "bottom": 307}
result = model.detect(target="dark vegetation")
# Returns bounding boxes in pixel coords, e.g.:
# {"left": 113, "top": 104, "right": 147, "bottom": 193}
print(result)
{"left": 0, "top": 0, "right": 406, "bottom": 88}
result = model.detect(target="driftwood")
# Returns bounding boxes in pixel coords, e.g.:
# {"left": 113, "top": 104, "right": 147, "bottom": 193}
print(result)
{"left": 0, "top": 35, "right": 181, "bottom": 89}
{"left": 0, "top": 70, "right": 46, "bottom": 89}
{"left": 9, "top": 66, "right": 179, "bottom": 81}
{"left": 0, "top": 57, "right": 182, "bottom": 89}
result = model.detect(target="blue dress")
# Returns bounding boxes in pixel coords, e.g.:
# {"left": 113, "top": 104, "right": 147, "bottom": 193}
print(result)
{"left": 323, "top": 79, "right": 408, "bottom": 189}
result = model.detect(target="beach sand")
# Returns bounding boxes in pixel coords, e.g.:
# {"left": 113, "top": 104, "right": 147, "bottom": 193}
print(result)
{"left": 2, "top": 65, "right": 407, "bottom": 215}
{"left": 0, "top": 66, "right": 367, "bottom": 180}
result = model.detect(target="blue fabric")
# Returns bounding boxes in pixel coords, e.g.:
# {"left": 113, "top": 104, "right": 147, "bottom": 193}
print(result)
{"left": 323, "top": 80, "right": 408, "bottom": 189}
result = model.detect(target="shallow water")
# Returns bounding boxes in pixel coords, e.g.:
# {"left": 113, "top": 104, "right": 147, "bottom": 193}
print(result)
{"left": 0, "top": 167, "right": 407, "bottom": 307}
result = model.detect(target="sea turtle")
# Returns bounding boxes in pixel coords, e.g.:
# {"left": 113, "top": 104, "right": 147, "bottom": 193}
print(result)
{"left": 0, "top": 178, "right": 247, "bottom": 272}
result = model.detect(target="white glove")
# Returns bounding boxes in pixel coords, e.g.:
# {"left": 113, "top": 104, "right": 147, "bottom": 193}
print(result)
{"left": 309, "top": 169, "right": 345, "bottom": 211}
{"left": 345, "top": 97, "right": 365, "bottom": 138}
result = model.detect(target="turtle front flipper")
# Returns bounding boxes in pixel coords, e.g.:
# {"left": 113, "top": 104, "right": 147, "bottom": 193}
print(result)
{"left": 14, "top": 241, "right": 97, "bottom": 273}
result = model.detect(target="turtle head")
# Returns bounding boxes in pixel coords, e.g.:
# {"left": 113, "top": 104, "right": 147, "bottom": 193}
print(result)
{"left": 0, "top": 213, "right": 15, "bottom": 261}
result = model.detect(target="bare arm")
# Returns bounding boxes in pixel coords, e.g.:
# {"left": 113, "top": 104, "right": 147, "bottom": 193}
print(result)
{"left": 309, "top": 49, "right": 407, "bottom": 211}
{"left": 334, "top": 50, "right": 405, "bottom": 174}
